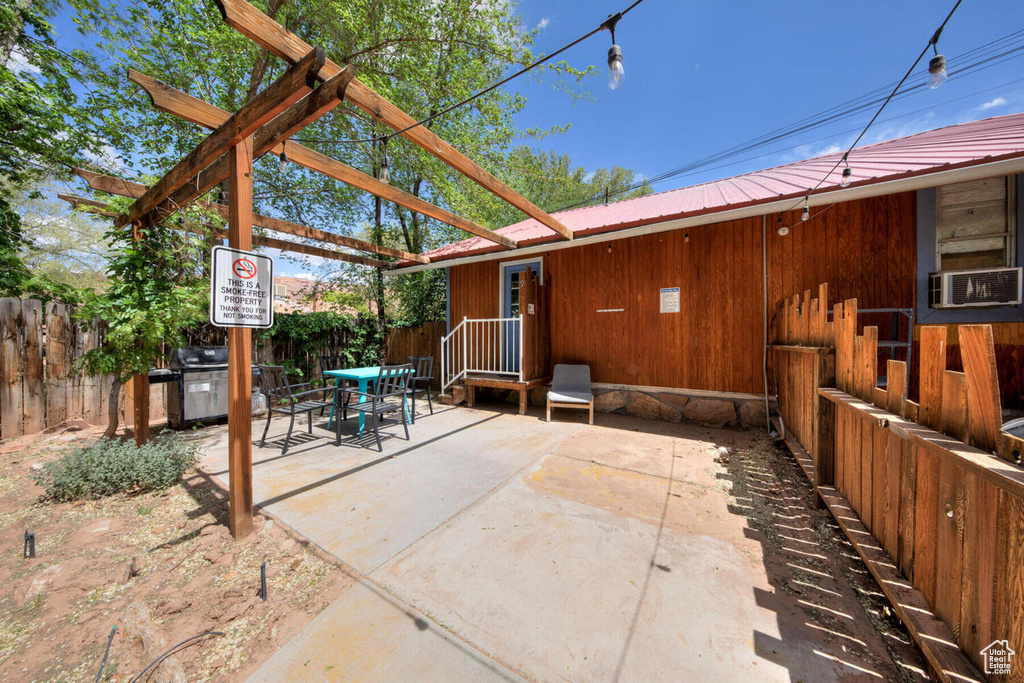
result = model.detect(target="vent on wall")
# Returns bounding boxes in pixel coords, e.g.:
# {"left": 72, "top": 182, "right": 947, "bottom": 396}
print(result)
{"left": 929, "top": 267, "right": 1022, "bottom": 308}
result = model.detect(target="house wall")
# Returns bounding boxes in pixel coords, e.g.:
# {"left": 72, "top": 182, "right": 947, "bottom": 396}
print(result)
{"left": 447, "top": 190, "right": 1023, "bottom": 406}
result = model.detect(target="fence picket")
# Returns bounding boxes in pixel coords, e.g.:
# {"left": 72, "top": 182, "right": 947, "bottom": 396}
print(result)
{"left": 45, "top": 302, "right": 73, "bottom": 427}
{"left": 22, "top": 299, "right": 44, "bottom": 435}
{"left": 0, "top": 298, "right": 24, "bottom": 438}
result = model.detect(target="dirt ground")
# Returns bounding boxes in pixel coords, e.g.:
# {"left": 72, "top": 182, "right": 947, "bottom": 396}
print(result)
{"left": 716, "top": 432, "right": 930, "bottom": 681}
{"left": 0, "top": 422, "right": 352, "bottom": 683}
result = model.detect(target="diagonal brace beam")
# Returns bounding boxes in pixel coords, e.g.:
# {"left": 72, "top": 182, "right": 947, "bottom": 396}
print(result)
{"left": 214, "top": 0, "right": 573, "bottom": 242}
{"left": 127, "top": 63, "right": 355, "bottom": 231}
{"left": 118, "top": 47, "right": 326, "bottom": 228}
{"left": 128, "top": 69, "right": 517, "bottom": 250}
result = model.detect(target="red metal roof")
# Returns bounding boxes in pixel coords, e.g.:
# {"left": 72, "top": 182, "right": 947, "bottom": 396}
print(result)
{"left": 415, "top": 112, "right": 1024, "bottom": 264}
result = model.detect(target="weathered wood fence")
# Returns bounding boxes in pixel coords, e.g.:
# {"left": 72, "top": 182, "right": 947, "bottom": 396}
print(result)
{"left": 0, "top": 297, "right": 444, "bottom": 440}
{"left": 0, "top": 298, "right": 168, "bottom": 440}
{"left": 385, "top": 321, "right": 445, "bottom": 389}
{"left": 773, "top": 283, "right": 1024, "bottom": 683}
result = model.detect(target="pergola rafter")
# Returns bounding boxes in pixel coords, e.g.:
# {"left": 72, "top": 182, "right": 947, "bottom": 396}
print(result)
{"left": 72, "top": 169, "right": 425, "bottom": 262}
{"left": 127, "top": 69, "right": 516, "bottom": 250}
{"left": 59, "top": 192, "right": 392, "bottom": 269}
{"left": 121, "top": 59, "right": 357, "bottom": 232}
{"left": 214, "top": 0, "right": 574, "bottom": 242}
{"left": 117, "top": 47, "right": 327, "bottom": 229}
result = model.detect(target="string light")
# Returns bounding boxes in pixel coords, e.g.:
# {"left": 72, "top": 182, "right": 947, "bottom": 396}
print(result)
{"left": 379, "top": 140, "right": 390, "bottom": 184}
{"left": 296, "top": 0, "right": 646, "bottom": 149}
{"left": 601, "top": 13, "right": 625, "bottom": 90}
{"left": 840, "top": 157, "right": 852, "bottom": 188}
{"left": 928, "top": 26, "right": 949, "bottom": 89}
{"left": 772, "top": 0, "right": 963, "bottom": 233}
{"left": 278, "top": 140, "right": 288, "bottom": 173}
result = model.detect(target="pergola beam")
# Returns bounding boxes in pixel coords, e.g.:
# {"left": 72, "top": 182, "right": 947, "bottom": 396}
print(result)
{"left": 118, "top": 47, "right": 326, "bottom": 229}
{"left": 214, "top": 0, "right": 573, "bottom": 242}
{"left": 70, "top": 170, "right": 418, "bottom": 262}
{"left": 57, "top": 193, "right": 119, "bottom": 217}
{"left": 126, "top": 63, "right": 356, "bottom": 231}
{"left": 129, "top": 69, "right": 516, "bottom": 249}
{"left": 254, "top": 235, "right": 390, "bottom": 268}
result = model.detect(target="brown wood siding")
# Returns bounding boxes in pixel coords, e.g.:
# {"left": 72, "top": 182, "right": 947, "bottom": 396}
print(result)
{"left": 449, "top": 193, "right": 1020, "bottom": 401}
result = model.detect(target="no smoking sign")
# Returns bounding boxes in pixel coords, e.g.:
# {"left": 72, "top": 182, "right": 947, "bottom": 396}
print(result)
{"left": 232, "top": 257, "right": 257, "bottom": 279}
{"left": 210, "top": 246, "right": 274, "bottom": 328}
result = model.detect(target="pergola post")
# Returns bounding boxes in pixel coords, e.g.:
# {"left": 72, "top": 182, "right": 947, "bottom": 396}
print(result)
{"left": 227, "top": 136, "right": 255, "bottom": 540}
{"left": 132, "top": 373, "right": 150, "bottom": 445}
{"left": 130, "top": 219, "right": 150, "bottom": 446}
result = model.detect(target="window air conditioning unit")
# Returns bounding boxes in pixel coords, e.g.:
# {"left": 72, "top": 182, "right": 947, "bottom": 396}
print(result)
{"left": 929, "top": 267, "right": 1022, "bottom": 309}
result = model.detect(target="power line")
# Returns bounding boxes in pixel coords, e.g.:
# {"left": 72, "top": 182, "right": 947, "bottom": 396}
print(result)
{"left": 774, "top": 0, "right": 965, "bottom": 217}
{"left": 556, "top": 17, "right": 1020, "bottom": 213}
{"left": 295, "top": 0, "right": 647, "bottom": 147}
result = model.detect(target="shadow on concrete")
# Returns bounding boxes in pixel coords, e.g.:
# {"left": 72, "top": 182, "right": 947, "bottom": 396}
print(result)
{"left": 609, "top": 437, "right": 678, "bottom": 682}
{"left": 713, "top": 437, "right": 927, "bottom": 682}
{"left": 251, "top": 412, "right": 504, "bottom": 509}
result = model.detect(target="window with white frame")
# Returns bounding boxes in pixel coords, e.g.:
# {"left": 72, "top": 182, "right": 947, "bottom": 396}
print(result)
{"left": 274, "top": 283, "right": 287, "bottom": 298}
{"left": 936, "top": 176, "right": 1016, "bottom": 271}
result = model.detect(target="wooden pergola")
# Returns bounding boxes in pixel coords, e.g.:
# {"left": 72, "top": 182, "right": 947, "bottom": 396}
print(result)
{"left": 67, "top": 0, "right": 572, "bottom": 539}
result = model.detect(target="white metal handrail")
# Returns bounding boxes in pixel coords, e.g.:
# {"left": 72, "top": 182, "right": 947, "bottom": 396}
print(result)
{"left": 441, "top": 316, "right": 523, "bottom": 391}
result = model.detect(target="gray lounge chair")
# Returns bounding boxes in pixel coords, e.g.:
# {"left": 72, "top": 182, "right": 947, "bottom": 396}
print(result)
{"left": 547, "top": 364, "right": 594, "bottom": 425}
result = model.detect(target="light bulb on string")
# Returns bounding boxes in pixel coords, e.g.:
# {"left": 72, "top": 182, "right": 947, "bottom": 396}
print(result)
{"left": 927, "top": 27, "right": 947, "bottom": 90}
{"left": 279, "top": 140, "right": 288, "bottom": 173}
{"left": 841, "top": 164, "right": 852, "bottom": 188}
{"left": 778, "top": 225, "right": 790, "bottom": 236}
{"left": 801, "top": 198, "right": 810, "bottom": 222}
{"left": 928, "top": 54, "right": 947, "bottom": 89}
{"left": 601, "top": 13, "right": 624, "bottom": 90}
{"left": 379, "top": 139, "right": 390, "bottom": 184}
{"left": 608, "top": 46, "right": 624, "bottom": 90}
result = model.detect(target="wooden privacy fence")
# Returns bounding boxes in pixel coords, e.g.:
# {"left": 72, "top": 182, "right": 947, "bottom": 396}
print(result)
{"left": 0, "top": 298, "right": 167, "bottom": 440}
{"left": 385, "top": 321, "right": 444, "bottom": 388}
{"left": 0, "top": 298, "right": 396, "bottom": 440}
{"left": 773, "top": 283, "right": 1024, "bottom": 683}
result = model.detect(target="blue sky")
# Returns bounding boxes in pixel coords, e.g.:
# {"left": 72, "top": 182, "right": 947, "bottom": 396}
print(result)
{"left": 509, "top": 0, "right": 1024, "bottom": 191}
{"left": 32, "top": 0, "right": 1024, "bottom": 278}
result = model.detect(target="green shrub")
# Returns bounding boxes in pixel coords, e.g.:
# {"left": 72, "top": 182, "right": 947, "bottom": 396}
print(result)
{"left": 32, "top": 432, "right": 199, "bottom": 501}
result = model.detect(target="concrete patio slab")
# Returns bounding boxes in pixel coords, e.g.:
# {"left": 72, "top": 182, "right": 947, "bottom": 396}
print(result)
{"left": 197, "top": 406, "right": 582, "bottom": 573}
{"left": 195, "top": 404, "right": 924, "bottom": 682}
{"left": 252, "top": 578, "right": 529, "bottom": 683}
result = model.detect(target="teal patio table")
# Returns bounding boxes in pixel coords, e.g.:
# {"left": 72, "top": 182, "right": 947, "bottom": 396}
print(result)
{"left": 324, "top": 366, "right": 410, "bottom": 436}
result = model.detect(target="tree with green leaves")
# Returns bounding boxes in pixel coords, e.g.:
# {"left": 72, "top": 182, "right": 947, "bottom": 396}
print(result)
{"left": 76, "top": 200, "right": 213, "bottom": 437}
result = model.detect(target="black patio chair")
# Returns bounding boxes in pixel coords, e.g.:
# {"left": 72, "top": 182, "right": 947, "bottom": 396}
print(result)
{"left": 405, "top": 355, "right": 435, "bottom": 424}
{"left": 257, "top": 364, "right": 339, "bottom": 454}
{"left": 319, "top": 355, "right": 350, "bottom": 416}
{"left": 340, "top": 363, "right": 413, "bottom": 452}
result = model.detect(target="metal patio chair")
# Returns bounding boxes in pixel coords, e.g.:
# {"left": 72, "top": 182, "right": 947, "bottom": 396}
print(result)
{"left": 405, "top": 355, "right": 435, "bottom": 423}
{"left": 319, "top": 355, "right": 350, "bottom": 416}
{"left": 257, "top": 364, "right": 339, "bottom": 454}
{"left": 339, "top": 363, "right": 413, "bottom": 452}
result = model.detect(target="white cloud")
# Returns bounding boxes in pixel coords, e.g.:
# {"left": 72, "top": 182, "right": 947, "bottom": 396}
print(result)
{"left": 979, "top": 96, "right": 1007, "bottom": 111}
{"left": 292, "top": 272, "right": 316, "bottom": 280}
{"left": 536, "top": 17, "right": 550, "bottom": 30}
{"left": 8, "top": 48, "right": 40, "bottom": 76}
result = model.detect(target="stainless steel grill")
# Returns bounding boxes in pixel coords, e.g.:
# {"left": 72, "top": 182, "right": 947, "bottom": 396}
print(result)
{"left": 165, "top": 347, "right": 232, "bottom": 428}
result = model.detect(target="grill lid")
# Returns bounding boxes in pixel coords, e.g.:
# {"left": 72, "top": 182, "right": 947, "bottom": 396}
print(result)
{"left": 169, "top": 346, "right": 229, "bottom": 369}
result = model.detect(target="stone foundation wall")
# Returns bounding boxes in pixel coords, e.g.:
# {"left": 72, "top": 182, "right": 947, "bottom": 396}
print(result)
{"left": 590, "top": 387, "right": 768, "bottom": 429}
{"left": 453, "top": 384, "right": 770, "bottom": 430}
